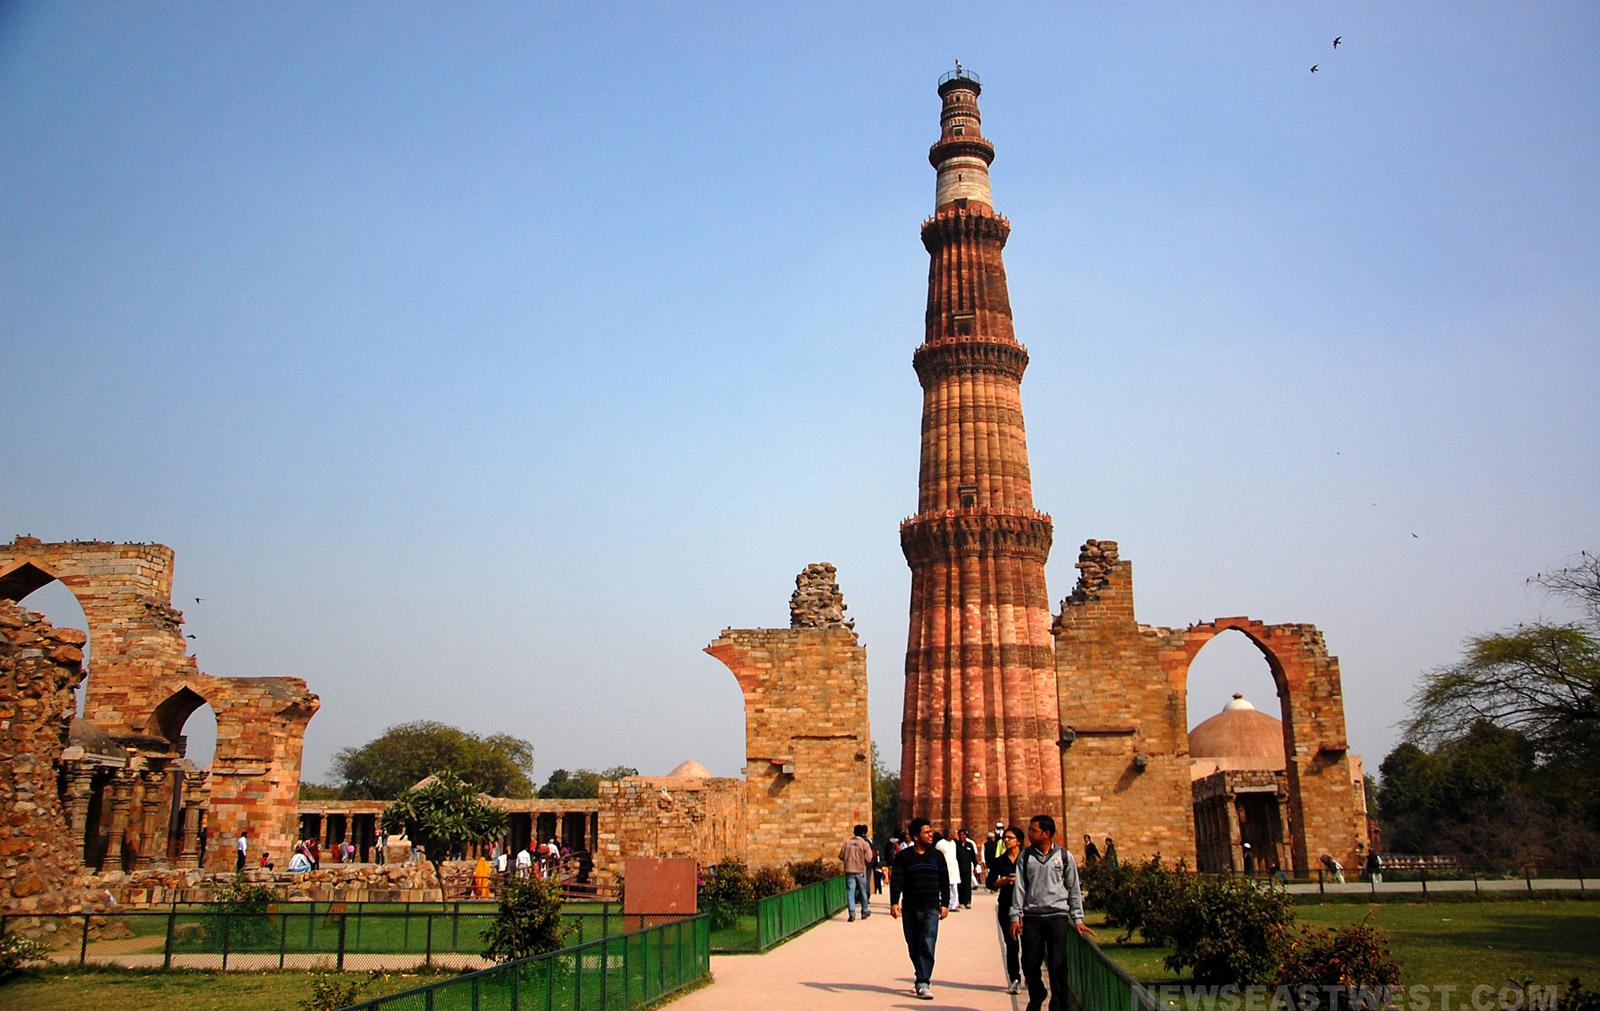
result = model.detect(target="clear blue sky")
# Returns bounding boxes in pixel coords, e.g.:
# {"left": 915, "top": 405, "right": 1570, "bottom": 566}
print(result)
{"left": 3, "top": 3, "right": 1596, "bottom": 787}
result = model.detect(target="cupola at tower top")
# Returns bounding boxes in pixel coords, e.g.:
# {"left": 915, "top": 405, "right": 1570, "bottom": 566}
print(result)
{"left": 930, "top": 67, "right": 995, "bottom": 213}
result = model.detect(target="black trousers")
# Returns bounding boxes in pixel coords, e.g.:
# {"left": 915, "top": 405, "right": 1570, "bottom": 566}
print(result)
{"left": 1021, "top": 914, "right": 1074, "bottom": 1011}
{"left": 996, "top": 899, "right": 1021, "bottom": 983}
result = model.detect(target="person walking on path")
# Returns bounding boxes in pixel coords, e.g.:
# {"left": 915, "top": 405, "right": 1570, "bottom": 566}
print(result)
{"left": 891, "top": 818, "right": 950, "bottom": 1001}
{"left": 986, "top": 825, "right": 1026, "bottom": 994}
{"left": 1082, "top": 834, "right": 1100, "bottom": 867}
{"left": 1010, "top": 814, "right": 1095, "bottom": 1011}
{"left": 955, "top": 828, "right": 978, "bottom": 909}
{"left": 840, "top": 824, "right": 875, "bottom": 921}
{"left": 235, "top": 829, "right": 248, "bottom": 872}
{"left": 933, "top": 831, "right": 961, "bottom": 913}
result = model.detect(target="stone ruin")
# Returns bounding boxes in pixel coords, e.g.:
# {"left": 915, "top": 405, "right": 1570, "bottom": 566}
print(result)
{"left": 0, "top": 536, "right": 319, "bottom": 913}
{"left": 1052, "top": 538, "right": 1368, "bottom": 875}
{"left": 593, "top": 563, "right": 873, "bottom": 884}
{"left": 0, "top": 602, "right": 105, "bottom": 913}
{"left": 789, "top": 562, "right": 854, "bottom": 629}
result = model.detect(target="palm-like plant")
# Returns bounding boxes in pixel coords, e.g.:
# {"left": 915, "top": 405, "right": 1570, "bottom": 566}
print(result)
{"left": 381, "top": 769, "right": 507, "bottom": 904}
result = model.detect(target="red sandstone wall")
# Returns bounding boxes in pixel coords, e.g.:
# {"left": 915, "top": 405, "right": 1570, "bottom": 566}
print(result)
{"left": 593, "top": 777, "right": 746, "bottom": 885}
{"left": 706, "top": 626, "right": 872, "bottom": 869}
{"left": 1053, "top": 541, "right": 1197, "bottom": 862}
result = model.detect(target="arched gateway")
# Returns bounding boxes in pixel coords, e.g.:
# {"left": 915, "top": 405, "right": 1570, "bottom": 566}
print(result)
{"left": 0, "top": 536, "right": 318, "bottom": 873}
{"left": 1051, "top": 539, "right": 1367, "bottom": 875}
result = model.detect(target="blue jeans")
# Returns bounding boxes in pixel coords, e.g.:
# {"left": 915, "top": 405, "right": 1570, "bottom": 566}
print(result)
{"left": 900, "top": 907, "right": 940, "bottom": 985}
{"left": 846, "top": 872, "right": 871, "bottom": 917}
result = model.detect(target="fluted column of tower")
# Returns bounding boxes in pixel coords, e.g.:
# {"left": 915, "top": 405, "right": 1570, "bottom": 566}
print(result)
{"left": 900, "top": 70, "right": 1061, "bottom": 832}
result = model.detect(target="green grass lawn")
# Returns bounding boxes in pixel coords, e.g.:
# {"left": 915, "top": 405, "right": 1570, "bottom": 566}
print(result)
{"left": 0, "top": 965, "right": 456, "bottom": 1011}
{"left": 1092, "top": 899, "right": 1600, "bottom": 996}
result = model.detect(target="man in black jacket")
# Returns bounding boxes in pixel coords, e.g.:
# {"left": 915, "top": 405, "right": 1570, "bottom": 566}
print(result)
{"left": 890, "top": 817, "right": 950, "bottom": 1001}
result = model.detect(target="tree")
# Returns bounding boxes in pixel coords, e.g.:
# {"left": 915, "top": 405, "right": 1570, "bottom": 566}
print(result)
{"left": 480, "top": 876, "right": 576, "bottom": 962}
{"left": 536, "top": 766, "right": 638, "bottom": 799}
{"left": 1405, "top": 553, "right": 1599, "bottom": 764}
{"left": 380, "top": 769, "right": 508, "bottom": 904}
{"left": 332, "top": 721, "right": 535, "bottom": 799}
{"left": 298, "top": 781, "right": 342, "bottom": 801}
{"left": 870, "top": 742, "right": 899, "bottom": 844}
{"left": 1401, "top": 552, "right": 1600, "bottom": 831}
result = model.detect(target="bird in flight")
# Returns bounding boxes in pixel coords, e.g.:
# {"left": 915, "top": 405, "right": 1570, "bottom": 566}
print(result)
{"left": 186, "top": 633, "right": 197, "bottom": 639}
{"left": 1333, "top": 36, "right": 1342, "bottom": 48}
{"left": 194, "top": 597, "right": 204, "bottom": 603}
{"left": 1311, "top": 64, "right": 1319, "bottom": 73}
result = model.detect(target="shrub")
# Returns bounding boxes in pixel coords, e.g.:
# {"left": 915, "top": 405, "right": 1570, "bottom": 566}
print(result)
{"left": 1276, "top": 918, "right": 1402, "bottom": 1011}
{"left": 480, "top": 875, "right": 577, "bottom": 962}
{"left": 787, "top": 858, "right": 832, "bottom": 886}
{"left": 701, "top": 859, "right": 756, "bottom": 930}
{"left": 1558, "top": 979, "right": 1600, "bottom": 1011}
{"left": 751, "top": 864, "right": 794, "bottom": 898}
{"left": 1145, "top": 873, "right": 1297, "bottom": 984}
{"left": 1084, "top": 856, "right": 1186, "bottom": 943}
{"left": 0, "top": 933, "right": 51, "bottom": 980}
{"left": 211, "top": 878, "right": 279, "bottom": 949}
{"left": 298, "top": 971, "right": 371, "bottom": 1011}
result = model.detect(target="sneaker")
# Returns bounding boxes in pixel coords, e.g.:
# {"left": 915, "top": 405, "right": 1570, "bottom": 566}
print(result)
{"left": 915, "top": 983, "right": 933, "bottom": 1000}
{"left": 847, "top": 914, "right": 855, "bottom": 922}
{"left": 861, "top": 910, "right": 871, "bottom": 918}
{"left": 1008, "top": 978, "right": 1022, "bottom": 994}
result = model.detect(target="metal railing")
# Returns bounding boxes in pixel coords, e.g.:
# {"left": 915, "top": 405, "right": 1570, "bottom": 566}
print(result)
{"left": 343, "top": 914, "right": 709, "bottom": 1011}
{"left": 1068, "top": 927, "right": 1162, "bottom": 1011}
{"left": 706, "top": 875, "right": 847, "bottom": 953}
{"left": 1227, "top": 864, "right": 1594, "bottom": 899}
{"left": 0, "top": 904, "right": 667, "bottom": 973}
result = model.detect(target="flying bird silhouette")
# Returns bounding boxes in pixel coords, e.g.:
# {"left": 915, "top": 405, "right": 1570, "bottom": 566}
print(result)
{"left": 1311, "top": 64, "right": 1319, "bottom": 73}
{"left": 186, "top": 633, "right": 197, "bottom": 639}
{"left": 194, "top": 597, "right": 204, "bottom": 603}
{"left": 1333, "top": 37, "right": 1342, "bottom": 48}
{"left": 1412, "top": 533, "right": 1419, "bottom": 539}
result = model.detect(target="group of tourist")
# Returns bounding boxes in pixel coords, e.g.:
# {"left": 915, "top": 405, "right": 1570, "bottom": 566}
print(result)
{"left": 865, "top": 812, "right": 1095, "bottom": 1008}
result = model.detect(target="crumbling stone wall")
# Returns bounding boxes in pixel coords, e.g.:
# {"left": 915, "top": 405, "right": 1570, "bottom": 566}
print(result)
{"left": 593, "top": 776, "right": 746, "bottom": 885}
{"left": 0, "top": 601, "right": 103, "bottom": 913}
{"left": 790, "top": 563, "right": 854, "bottom": 629}
{"left": 0, "top": 537, "right": 319, "bottom": 873}
{"left": 1053, "top": 539, "right": 1366, "bottom": 874}
{"left": 705, "top": 564, "right": 872, "bottom": 869}
{"left": 1053, "top": 541, "right": 1196, "bottom": 863}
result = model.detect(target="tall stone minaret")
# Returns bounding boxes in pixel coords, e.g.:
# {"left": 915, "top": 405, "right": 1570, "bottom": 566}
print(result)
{"left": 899, "top": 69, "right": 1061, "bottom": 832}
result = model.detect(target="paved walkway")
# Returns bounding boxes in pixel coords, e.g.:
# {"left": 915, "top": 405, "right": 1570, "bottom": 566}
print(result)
{"left": 673, "top": 890, "right": 1025, "bottom": 1011}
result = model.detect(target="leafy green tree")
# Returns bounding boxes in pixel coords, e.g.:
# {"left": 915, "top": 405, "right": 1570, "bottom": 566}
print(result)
{"left": 381, "top": 769, "right": 508, "bottom": 904}
{"left": 870, "top": 742, "right": 899, "bottom": 844}
{"left": 332, "top": 721, "right": 535, "bottom": 799}
{"left": 298, "top": 780, "right": 342, "bottom": 801}
{"left": 536, "top": 766, "right": 638, "bottom": 799}
{"left": 1404, "top": 552, "right": 1600, "bottom": 822}
{"left": 480, "top": 876, "right": 576, "bottom": 962}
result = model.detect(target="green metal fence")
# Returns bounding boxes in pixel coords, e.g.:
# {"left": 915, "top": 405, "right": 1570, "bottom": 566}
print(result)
{"left": 343, "top": 914, "right": 710, "bottom": 1011}
{"left": 0, "top": 905, "right": 669, "bottom": 972}
{"left": 1067, "top": 926, "right": 1161, "bottom": 1011}
{"left": 707, "top": 875, "right": 846, "bottom": 953}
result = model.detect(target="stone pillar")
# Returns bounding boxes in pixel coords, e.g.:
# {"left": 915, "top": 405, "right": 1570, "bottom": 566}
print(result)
{"left": 65, "top": 769, "right": 97, "bottom": 864}
{"left": 104, "top": 770, "right": 136, "bottom": 871}
{"left": 176, "top": 772, "right": 206, "bottom": 869}
{"left": 1225, "top": 797, "right": 1243, "bottom": 873}
{"left": 134, "top": 769, "right": 170, "bottom": 870}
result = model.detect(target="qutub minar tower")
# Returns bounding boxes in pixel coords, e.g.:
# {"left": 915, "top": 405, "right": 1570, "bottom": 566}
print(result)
{"left": 900, "top": 68, "right": 1063, "bottom": 831}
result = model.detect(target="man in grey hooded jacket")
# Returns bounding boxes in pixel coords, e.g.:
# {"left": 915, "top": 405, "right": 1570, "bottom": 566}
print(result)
{"left": 1009, "top": 814, "right": 1097, "bottom": 1011}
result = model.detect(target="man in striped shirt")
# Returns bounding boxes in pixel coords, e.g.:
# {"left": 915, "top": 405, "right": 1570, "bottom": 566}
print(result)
{"left": 890, "top": 818, "right": 950, "bottom": 1001}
